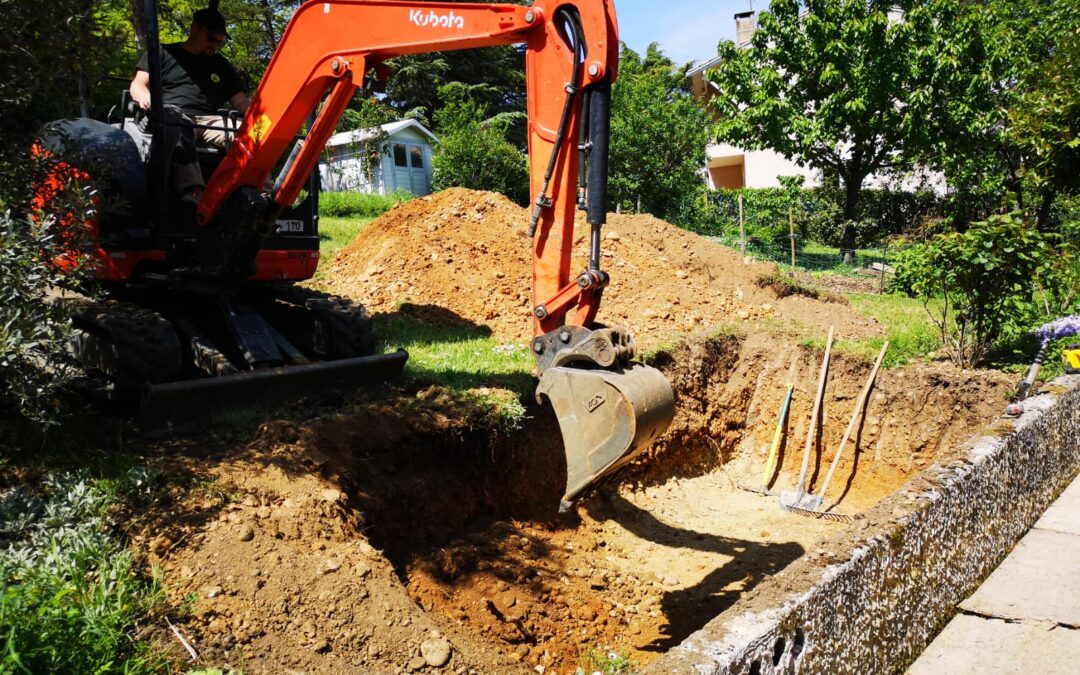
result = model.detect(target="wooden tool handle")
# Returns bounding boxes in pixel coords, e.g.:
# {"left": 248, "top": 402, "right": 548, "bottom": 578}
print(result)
{"left": 795, "top": 326, "right": 834, "bottom": 493}
{"left": 820, "top": 340, "right": 889, "bottom": 501}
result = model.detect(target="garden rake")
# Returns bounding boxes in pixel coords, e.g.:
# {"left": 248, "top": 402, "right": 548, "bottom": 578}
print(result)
{"left": 784, "top": 340, "right": 889, "bottom": 523}
{"left": 780, "top": 326, "right": 834, "bottom": 517}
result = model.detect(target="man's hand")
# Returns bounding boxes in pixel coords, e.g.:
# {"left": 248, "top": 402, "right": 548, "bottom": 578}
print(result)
{"left": 130, "top": 70, "right": 153, "bottom": 111}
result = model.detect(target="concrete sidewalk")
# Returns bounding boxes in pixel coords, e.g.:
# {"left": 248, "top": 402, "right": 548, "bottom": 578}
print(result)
{"left": 909, "top": 474, "right": 1080, "bottom": 674}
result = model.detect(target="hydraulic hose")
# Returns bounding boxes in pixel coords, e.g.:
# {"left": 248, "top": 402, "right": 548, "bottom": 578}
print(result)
{"left": 528, "top": 7, "right": 586, "bottom": 238}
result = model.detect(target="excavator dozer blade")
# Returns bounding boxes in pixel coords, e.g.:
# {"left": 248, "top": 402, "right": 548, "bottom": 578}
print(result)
{"left": 139, "top": 349, "right": 408, "bottom": 431}
{"left": 537, "top": 362, "right": 675, "bottom": 511}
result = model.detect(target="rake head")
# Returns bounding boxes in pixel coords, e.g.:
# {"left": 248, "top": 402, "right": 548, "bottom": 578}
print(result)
{"left": 780, "top": 502, "right": 854, "bottom": 523}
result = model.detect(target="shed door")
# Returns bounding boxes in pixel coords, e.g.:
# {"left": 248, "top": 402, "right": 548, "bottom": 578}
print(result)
{"left": 391, "top": 142, "right": 430, "bottom": 196}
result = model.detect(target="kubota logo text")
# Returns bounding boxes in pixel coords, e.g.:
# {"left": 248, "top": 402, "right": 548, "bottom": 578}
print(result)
{"left": 409, "top": 9, "right": 464, "bottom": 28}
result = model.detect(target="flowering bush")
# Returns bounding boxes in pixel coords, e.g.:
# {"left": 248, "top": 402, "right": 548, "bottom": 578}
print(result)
{"left": 1036, "top": 315, "right": 1080, "bottom": 344}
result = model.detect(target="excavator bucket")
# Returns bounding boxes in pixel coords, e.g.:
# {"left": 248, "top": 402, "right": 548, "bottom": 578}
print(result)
{"left": 537, "top": 362, "right": 675, "bottom": 511}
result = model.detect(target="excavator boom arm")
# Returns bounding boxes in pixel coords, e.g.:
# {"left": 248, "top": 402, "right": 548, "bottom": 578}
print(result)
{"left": 201, "top": 0, "right": 617, "bottom": 335}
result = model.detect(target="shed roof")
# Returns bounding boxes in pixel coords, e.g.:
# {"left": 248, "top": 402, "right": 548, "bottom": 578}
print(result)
{"left": 326, "top": 118, "right": 438, "bottom": 147}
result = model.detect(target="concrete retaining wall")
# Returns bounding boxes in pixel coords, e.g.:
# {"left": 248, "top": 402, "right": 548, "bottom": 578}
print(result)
{"left": 649, "top": 375, "right": 1080, "bottom": 675}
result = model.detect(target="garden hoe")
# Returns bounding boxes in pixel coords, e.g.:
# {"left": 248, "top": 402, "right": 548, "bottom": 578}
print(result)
{"left": 739, "top": 354, "right": 797, "bottom": 497}
{"left": 780, "top": 326, "right": 832, "bottom": 516}
{"left": 786, "top": 340, "right": 889, "bottom": 523}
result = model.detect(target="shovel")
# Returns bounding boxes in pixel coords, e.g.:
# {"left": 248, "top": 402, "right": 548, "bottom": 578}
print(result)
{"left": 739, "top": 354, "right": 797, "bottom": 496}
{"left": 780, "top": 326, "right": 833, "bottom": 514}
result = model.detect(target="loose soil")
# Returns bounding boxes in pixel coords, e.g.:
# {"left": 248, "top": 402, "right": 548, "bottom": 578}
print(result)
{"left": 127, "top": 189, "right": 1014, "bottom": 674}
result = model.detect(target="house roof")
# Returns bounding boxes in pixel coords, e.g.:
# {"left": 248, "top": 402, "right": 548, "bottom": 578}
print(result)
{"left": 326, "top": 118, "right": 438, "bottom": 147}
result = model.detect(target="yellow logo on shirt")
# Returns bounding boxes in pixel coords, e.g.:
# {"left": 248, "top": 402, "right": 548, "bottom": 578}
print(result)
{"left": 211, "top": 73, "right": 221, "bottom": 84}
{"left": 248, "top": 114, "right": 272, "bottom": 144}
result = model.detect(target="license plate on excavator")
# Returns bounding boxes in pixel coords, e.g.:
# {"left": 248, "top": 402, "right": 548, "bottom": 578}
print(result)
{"left": 537, "top": 362, "right": 675, "bottom": 511}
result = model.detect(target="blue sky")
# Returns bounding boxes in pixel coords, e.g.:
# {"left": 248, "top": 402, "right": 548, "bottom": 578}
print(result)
{"left": 614, "top": 0, "right": 758, "bottom": 67}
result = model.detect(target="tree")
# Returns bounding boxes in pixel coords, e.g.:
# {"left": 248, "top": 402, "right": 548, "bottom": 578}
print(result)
{"left": 609, "top": 43, "right": 709, "bottom": 219}
{"left": 381, "top": 0, "right": 527, "bottom": 141}
{"left": 704, "top": 0, "right": 983, "bottom": 259}
{"left": 431, "top": 83, "right": 528, "bottom": 204}
{"left": 943, "top": 0, "right": 1080, "bottom": 231}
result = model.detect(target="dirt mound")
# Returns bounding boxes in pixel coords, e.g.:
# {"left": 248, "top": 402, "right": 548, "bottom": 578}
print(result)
{"left": 326, "top": 188, "right": 882, "bottom": 348}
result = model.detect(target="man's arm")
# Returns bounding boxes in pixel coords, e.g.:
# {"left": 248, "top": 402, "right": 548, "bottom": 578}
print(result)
{"left": 130, "top": 70, "right": 152, "bottom": 110}
{"left": 230, "top": 91, "right": 249, "bottom": 115}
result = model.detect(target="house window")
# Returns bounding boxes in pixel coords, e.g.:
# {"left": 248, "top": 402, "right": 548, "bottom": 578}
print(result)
{"left": 410, "top": 146, "right": 424, "bottom": 169}
{"left": 393, "top": 143, "right": 408, "bottom": 167}
{"left": 708, "top": 155, "right": 745, "bottom": 189}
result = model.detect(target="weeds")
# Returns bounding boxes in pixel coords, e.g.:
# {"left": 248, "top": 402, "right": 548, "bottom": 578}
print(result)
{"left": 576, "top": 647, "right": 637, "bottom": 674}
{"left": 0, "top": 470, "right": 167, "bottom": 673}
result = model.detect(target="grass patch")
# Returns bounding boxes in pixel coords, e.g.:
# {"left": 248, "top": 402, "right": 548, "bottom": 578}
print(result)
{"left": 844, "top": 293, "right": 943, "bottom": 366}
{"left": 0, "top": 468, "right": 168, "bottom": 674}
{"left": 318, "top": 215, "right": 375, "bottom": 259}
{"left": 374, "top": 312, "right": 536, "bottom": 428}
{"left": 318, "top": 189, "right": 412, "bottom": 218}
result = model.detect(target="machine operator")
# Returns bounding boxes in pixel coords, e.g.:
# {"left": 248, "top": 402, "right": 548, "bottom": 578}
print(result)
{"left": 129, "top": 3, "right": 250, "bottom": 208}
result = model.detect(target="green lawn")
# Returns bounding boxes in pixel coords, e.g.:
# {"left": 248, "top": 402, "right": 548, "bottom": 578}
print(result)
{"left": 844, "top": 293, "right": 943, "bottom": 366}
{"left": 319, "top": 215, "right": 374, "bottom": 258}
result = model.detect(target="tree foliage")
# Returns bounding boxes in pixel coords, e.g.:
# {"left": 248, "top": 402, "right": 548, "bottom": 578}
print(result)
{"left": 704, "top": 0, "right": 990, "bottom": 255}
{"left": 609, "top": 43, "right": 709, "bottom": 219}
{"left": 906, "top": 0, "right": 1079, "bottom": 231}
{"left": 431, "top": 84, "right": 528, "bottom": 205}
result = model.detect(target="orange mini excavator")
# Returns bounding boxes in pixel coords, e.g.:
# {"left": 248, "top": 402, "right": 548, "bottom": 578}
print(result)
{"left": 40, "top": 0, "right": 674, "bottom": 510}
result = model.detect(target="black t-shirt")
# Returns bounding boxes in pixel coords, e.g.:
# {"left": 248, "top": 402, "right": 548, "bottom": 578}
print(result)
{"left": 136, "top": 43, "right": 244, "bottom": 115}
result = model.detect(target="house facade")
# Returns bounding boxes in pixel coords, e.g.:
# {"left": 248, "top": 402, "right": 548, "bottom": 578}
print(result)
{"left": 688, "top": 10, "right": 945, "bottom": 195}
{"left": 687, "top": 15, "right": 819, "bottom": 191}
{"left": 320, "top": 119, "right": 437, "bottom": 196}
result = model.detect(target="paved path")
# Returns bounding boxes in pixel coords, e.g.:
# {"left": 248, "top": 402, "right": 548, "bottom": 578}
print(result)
{"left": 909, "top": 475, "right": 1080, "bottom": 674}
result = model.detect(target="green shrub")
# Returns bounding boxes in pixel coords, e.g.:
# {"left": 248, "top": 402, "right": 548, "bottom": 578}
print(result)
{"left": 0, "top": 210, "right": 86, "bottom": 427}
{"left": 432, "top": 125, "right": 529, "bottom": 205}
{"left": 318, "top": 190, "right": 412, "bottom": 218}
{"left": 896, "top": 210, "right": 1056, "bottom": 367}
{"left": 430, "top": 83, "right": 529, "bottom": 205}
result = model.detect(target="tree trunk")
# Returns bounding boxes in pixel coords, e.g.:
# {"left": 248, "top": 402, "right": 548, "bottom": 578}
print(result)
{"left": 260, "top": 0, "right": 278, "bottom": 53}
{"left": 1035, "top": 187, "right": 1057, "bottom": 232}
{"left": 839, "top": 170, "right": 865, "bottom": 265}
{"left": 129, "top": 0, "right": 146, "bottom": 51}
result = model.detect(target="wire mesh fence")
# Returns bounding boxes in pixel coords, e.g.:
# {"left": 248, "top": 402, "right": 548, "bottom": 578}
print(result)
{"left": 706, "top": 233, "right": 897, "bottom": 294}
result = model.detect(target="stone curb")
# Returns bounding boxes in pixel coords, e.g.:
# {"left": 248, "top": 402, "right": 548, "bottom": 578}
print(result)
{"left": 648, "top": 374, "right": 1080, "bottom": 675}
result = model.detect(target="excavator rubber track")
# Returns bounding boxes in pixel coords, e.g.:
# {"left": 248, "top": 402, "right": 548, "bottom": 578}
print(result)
{"left": 66, "top": 285, "right": 407, "bottom": 430}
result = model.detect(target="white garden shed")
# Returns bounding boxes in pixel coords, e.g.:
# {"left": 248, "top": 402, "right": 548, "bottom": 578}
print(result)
{"left": 319, "top": 119, "right": 437, "bottom": 196}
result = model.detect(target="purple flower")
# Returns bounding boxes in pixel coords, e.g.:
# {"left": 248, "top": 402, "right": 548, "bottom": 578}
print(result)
{"left": 1036, "top": 315, "right": 1080, "bottom": 345}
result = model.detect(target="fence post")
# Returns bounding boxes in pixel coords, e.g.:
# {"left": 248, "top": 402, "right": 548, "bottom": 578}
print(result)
{"left": 738, "top": 193, "right": 746, "bottom": 256}
{"left": 789, "top": 207, "right": 796, "bottom": 274}
{"left": 879, "top": 243, "right": 888, "bottom": 294}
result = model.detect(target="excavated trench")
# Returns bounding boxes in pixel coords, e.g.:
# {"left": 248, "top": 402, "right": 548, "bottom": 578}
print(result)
{"left": 296, "top": 331, "right": 1013, "bottom": 672}
{"left": 134, "top": 189, "right": 1076, "bottom": 673}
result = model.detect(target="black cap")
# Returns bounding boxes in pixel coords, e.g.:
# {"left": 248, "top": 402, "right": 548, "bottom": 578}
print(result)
{"left": 193, "top": 7, "right": 228, "bottom": 38}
